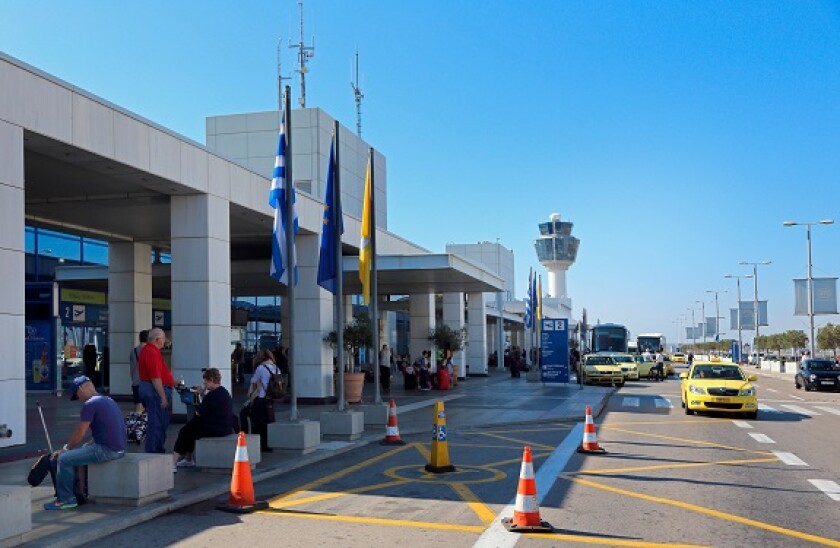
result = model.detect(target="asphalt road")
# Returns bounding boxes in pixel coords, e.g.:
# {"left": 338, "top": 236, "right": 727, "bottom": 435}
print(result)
{"left": 101, "top": 366, "right": 840, "bottom": 547}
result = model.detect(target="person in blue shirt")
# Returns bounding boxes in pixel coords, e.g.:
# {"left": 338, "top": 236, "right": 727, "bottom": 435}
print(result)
{"left": 45, "top": 375, "right": 126, "bottom": 510}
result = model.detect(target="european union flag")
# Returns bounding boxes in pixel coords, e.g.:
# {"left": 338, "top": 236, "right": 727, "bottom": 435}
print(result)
{"left": 317, "top": 140, "right": 344, "bottom": 293}
{"left": 268, "top": 110, "right": 298, "bottom": 285}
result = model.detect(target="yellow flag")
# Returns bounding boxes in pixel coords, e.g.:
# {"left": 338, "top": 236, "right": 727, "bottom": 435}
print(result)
{"left": 359, "top": 156, "right": 372, "bottom": 304}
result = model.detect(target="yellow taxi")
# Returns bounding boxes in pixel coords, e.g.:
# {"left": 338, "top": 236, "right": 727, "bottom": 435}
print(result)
{"left": 680, "top": 362, "right": 758, "bottom": 419}
{"left": 582, "top": 354, "right": 625, "bottom": 386}
{"left": 607, "top": 353, "right": 640, "bottom": 381}
{"left": 671, "top": 352, "right": 687, "bottom": 364}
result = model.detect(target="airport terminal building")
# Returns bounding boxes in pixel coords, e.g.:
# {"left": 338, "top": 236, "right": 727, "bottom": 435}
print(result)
{"left": 0, "top": 52, "right": 525, "bottom": 449}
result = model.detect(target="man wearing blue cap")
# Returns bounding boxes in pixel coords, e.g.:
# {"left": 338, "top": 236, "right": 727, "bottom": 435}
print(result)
{"left": 44, "top": 375, "right": 126, "bottom": 510}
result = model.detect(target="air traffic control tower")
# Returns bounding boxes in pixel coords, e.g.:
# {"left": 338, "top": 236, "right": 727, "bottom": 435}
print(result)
{"left": 534, "top": 213, "right": 580, "bottom": 319}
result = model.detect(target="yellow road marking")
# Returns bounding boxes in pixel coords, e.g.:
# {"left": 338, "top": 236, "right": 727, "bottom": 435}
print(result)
{"left": 269, "top": 442, "right": 415, "bottom": 505}
{"left": 449, "top": 482, "right": 497, "bottom": 525}
{"left": 523, "top": 532, "right": 711, "bottom": 548}
{"left": 461, "top": 426, "right": 572, "bottom": 435}
{"left": 256, "top": 509, "right": 486, "bottom": 533}
{"left": 602, "top": 419, "right": 723, "bottom": 426}
{"left": 448, "top": 442, "right": 544, "bottom": 450}
{"left": 478, "top": 432, "right": 556, "bottom": 451}
{"left": 484, "top": 451, "right": 552, "bottom": 469}
{"left": 601, "top": 426, "right": 774, "bottom": 456}
{"left": 581, "top": 457, "right": 778, "bottom": 476}
{"left": 568, "top": 475, "right": 840, "bottom": 547}
{"left": 273, "top": 480, "right": 409, "bottom": 508}
{"left": 413, "top": 440, "right": 431, "bottom": 461}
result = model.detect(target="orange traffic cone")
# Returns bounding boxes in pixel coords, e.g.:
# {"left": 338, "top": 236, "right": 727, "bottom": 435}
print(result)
{"left": 502, "top": 446, "right": 552, "bottom": 533}
{"left": 577, "top": 405, "right": 606, "bottom": 454}
{"left": 380, "top": 399, "right": 405, "bottom": 445}
{"left": 217, "top": 432, "right": 268, "bottom": 513}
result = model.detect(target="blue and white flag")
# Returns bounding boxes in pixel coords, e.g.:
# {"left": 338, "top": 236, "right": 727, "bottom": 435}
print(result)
{"left": 524, "top": 269, "right": 533, "bottom": 330}
{"left": 269, "top": 110, "right": 298, "bottom": 285}
{"left": 317, "top": 139, "right": 344, "bottom": 294}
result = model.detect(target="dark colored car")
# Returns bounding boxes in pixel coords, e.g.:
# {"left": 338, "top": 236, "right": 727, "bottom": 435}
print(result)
{"left": 794, "top": 359, "right": 840, "bottom": 391}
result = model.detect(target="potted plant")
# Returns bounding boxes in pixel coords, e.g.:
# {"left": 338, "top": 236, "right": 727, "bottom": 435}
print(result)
{"left": 429, "top": 325, "right": 467, "bottom": 379}
{"left": 324, "top": 314, "right": 373, "bottom": 403}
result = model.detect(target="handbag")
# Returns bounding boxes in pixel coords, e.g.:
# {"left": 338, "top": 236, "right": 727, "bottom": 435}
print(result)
{"left": 27, "top": 453, "right": 52, "bottom": 487}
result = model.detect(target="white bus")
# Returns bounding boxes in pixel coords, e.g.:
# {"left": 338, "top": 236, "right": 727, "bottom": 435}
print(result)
{"left": 636, "top": 333, "right": 666, "bottom": 354}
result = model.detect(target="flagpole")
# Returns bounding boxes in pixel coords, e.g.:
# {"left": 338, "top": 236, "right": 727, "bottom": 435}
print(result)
{"left": 369, "top": 148, "right": 381, "bottom": 404}
{"left": 283, "top": 86, "right": 298, "bottom": 421}
{"left": 333, "top": 122, "right": 346, "bottom": 412}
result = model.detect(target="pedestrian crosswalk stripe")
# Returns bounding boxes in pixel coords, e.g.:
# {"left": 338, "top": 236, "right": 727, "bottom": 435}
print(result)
{"left": 732, "top": 420, "right": 753, "bottom": 429}
{"left": 748, "top": 433, "right": 775, "bottom": 444}
{"left": 772, "top": 451, "right": 808, "bottom": 466}
{"left": 758, "top": 403, "right": 779, "bottom": 412}
{"left": 780, "top": 404, "right": 821, "bottom": 416}
{"left": 622, "top": 397, "right": 640, "bottom": 407}
{"left": 808, "top": 479, "right": 840, "bottom": 501}
{"left": 654, "top": 398, "right": 672, "bottom": 408}
{"left": 814, "top": 406, "right": 840, "bottom": 416}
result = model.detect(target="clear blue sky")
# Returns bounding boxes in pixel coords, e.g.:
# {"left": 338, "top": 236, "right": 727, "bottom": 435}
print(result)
{"left": 3, "top": 1, "right": 840, "bottom": 346}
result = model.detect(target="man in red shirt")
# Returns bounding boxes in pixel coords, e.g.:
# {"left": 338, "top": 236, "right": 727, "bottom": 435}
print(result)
{"left": 138, "top": 328, "right": 175, "bottom": 454}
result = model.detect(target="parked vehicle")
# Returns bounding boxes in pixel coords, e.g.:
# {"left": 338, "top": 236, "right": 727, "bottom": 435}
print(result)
{"left": 581, "top": 354, "right": 624, "bottom": 386}
{"left": 794, "top": 359, "right": 840, "bottom": 391}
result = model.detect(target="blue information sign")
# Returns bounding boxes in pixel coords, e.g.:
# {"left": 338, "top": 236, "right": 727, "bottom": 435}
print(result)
{"left": 540, "top": 318, "right": 570, "bottom": 383}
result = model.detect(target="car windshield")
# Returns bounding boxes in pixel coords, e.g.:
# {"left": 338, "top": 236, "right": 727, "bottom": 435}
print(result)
{"left": 690, "top": 366, "right": 744, "bottom": 380}
{"left": 613, "top": 356, "right": 633, "bottom": 363}
{"left": 586, "top": 356, "right": 614, "bottom": 365}
{"left": 806, "top": 360, "right": 837, "bottom": 371}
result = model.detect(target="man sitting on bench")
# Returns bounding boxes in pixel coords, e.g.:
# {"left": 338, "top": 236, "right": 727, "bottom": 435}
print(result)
{"left": 45, "top": 375, "right": 126, "bottom": 510}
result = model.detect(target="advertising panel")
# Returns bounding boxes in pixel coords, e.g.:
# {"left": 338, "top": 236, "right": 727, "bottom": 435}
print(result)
{"left": 25, "top": 320, "right": 54, "bottom": 391}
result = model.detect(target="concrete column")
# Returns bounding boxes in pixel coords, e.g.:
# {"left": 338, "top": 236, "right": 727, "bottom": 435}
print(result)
{"left": 409, "top": 293, "right": 435, "bottom": 366}
{"left": 442, "top": 292, "right": 465, "bottom": 378}
{"left": 467, "top": 292, "right": 489, "bottom": 376}
{"left": 170, "top": 194, "right": 231, "bottom": 398}
{"left": 108, "top": 242, "right": 152, "bottom": 396}
{"left": 0, "top": 121, "right": 24, "bottom": 449}
{"left": 293, "top": 233, "right": 335, "bottom": 402}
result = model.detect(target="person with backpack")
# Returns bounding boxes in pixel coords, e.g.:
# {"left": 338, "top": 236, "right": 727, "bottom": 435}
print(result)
{"left": 243, "top": 349, "right": 281, "bottom": 453}
{"left": 44, "top": 375, "right": 126, "bottom": 510}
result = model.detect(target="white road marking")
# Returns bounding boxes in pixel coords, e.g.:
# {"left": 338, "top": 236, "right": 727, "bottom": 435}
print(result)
{"left": 731, "top": 420, "right": 753, "bottom": 429}
{"left": 765, "top": 388, "right": 779, "bottom": 393}
{"left": 808, "top": 479, "right": 840, "bottom": 501}
{"left": 748, "top": 433, "right": 775, "bottom": 444}
{"left": 790, "top": 394, "right": 805, "bottom": 401}
{"left": 622, "top": 397, "right": 640, "bottom": 407}
{"left": 758, "top": 403, "right": 780, "bottom": 412}
{"left": 780, "top": 404, "right": 821, "bottom": 416}
{"left": 772, "top": 451, "right": 808, "bottom": 466}
{"left": 654, "top": 398, "right": 672, "bottom": 408}
{"left": 398, "top": 394, "right": 463, "bottom": 413}
{"left": 814, "top": 406, "right": 840, "bottom": 416}
{"left": 473, "top": 423, "right": 583, "bottom": 548}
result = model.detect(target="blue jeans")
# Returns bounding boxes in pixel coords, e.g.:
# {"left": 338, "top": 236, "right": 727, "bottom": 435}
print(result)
{"left": 56, "top": 444, "right": 124, "bottom": 503}
{"left": 139, "top": 382, "right": 172, "bottom": 453}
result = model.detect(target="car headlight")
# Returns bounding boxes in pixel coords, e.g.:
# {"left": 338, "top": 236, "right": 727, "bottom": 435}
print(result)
{"left": 688, "top": 385, "right": 706, "bottom": 395}
{"left": 739, "top": 388, "right": 754, "bottom": 396}
{"left": 809, "top": 374, "right": 817, "bottom": 381}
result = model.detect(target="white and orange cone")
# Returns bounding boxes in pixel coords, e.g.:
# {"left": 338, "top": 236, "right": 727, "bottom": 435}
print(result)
{"left": 381, "top": 399, "right": 405, "bottom": 445}
{"left": 577, "top": 405, "right": 606, "bottom": 454}
{"left": 502, "top": 446, "right": 552, "bottom": 532}
{"left": 217, "top": 432, "right": 268, "bottom": 513}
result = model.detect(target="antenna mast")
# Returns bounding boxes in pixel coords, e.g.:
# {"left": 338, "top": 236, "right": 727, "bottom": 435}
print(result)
{"left": 277, "top": 38, "right": 292, "bottom": 110}
{"left": 290, "top": 0, "right": 315, "bottom": 108}
{"left": 351, "top": 50, "right": 364, "bottom": 137}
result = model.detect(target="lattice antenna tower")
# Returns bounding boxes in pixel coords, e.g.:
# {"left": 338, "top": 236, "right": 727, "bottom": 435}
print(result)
{"left": 277, "top": 38, "right": 293, "bottom": 110}
{"left": 289, "top": 0, "right": 315, "bottom": 108}
{"left": 351, "top": 50, "right": 364, "bottom": 137}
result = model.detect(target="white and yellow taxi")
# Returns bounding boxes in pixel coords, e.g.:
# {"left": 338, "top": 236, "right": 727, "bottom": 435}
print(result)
{"left": 582, "top": 354, "right": 625, "bottom": 387}
{"left": 680, "top": 362, "right": 758, "bottom": 419}
{"left": 607, "top": 353, "right": 640, "bottom": 381}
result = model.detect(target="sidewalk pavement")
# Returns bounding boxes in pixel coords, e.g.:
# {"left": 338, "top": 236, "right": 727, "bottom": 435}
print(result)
{"left": 0, "top": 368, "right": 612, "bottom": 548}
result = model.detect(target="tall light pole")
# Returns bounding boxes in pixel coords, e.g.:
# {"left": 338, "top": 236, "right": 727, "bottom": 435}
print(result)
{"left": 706, "top": 290, "right": 727, "bottom": 347}
{"left": 725, "top": 274, "right": 752, "bottom": 363}
{"left": 687, "top": 307, "right": 696, "bottom": 349}
{"left": 740, "top": 259, "right": 771, "bottom": 363}
{"left": 783, "top": 220, "right": 833, "bottom": 357}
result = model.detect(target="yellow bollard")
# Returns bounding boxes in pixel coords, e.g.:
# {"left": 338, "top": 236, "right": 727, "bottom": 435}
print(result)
{"left": 425, "top": 400, "right": 456, "bottom": 473}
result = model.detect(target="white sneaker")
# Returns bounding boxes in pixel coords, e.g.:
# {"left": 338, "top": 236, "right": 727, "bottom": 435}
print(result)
{"left": 173, "top": 465, "right": 178, "bottom": 474}
{"left": 176, "top": 459, "right": 195, "bottom": 468}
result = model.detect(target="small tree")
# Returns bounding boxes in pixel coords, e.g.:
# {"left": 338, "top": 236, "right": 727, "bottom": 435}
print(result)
{"left": 324, "top": 314, "right": 373, "bottom": 372}
{"left": 818, "top": 323, "right": 840, "bottom": 357}
{"left": 429, "top": 325, "right": 466, "bottom": 353}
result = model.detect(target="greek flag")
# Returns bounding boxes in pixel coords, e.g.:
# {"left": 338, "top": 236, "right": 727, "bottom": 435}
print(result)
{"left": 269, "top": 110, "right": 298, "bottom": 285}
{"left": 524, "top": 269, "right": 533, "bottom": 329}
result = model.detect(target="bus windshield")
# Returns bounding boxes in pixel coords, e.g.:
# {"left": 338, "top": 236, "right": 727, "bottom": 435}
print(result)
{"left": 592, "top": 325, "right": 628, "bottom": 353}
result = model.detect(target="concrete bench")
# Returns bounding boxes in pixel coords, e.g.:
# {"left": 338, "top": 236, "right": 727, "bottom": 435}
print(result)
{"left": 194, "top": 434, "right": 261, "bottom": 471}
{"left": 0, "top": 484, "right": 31, "bottom": 544}
{"left": 87, "top": 453, "right": 173, "bottom": 507}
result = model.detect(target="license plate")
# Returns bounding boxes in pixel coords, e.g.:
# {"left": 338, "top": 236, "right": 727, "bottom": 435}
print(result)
{"left": 821, "top": 380, "right": 835, "bottom": 385}
{"left": 713, "top": 397, "right": 730, "bottom": 403}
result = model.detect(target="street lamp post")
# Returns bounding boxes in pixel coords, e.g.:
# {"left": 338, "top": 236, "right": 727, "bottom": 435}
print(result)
{"left": 706, "top": 290, "right": 727, "bottom": 349}
{"left": 783, "top": 220, "right": 834, "bottom": 357}
{"left": 725, "top": 274, "right": 753, "bottom": 364}
{"left": 687, "top": 307, "right": 696, "bottom": 349}
{"left": 695, "top": 300, "right": 707, "bottom": 346}
{"left": 740, "top": 259, "right": 771, "bottom": 364}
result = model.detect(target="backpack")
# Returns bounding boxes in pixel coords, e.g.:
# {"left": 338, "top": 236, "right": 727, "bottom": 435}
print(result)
{"left": 261, "top": 363, "right": 285, "bottom": 400}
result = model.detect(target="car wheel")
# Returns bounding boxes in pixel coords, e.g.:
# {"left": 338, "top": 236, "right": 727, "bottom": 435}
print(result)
{"left": 804, "top": 383, "right": 812, "bottom": 392}
{"left": 794, "top": 378, "right": 801, "bottom": 389}
{"left": 747, "top": 411, "right": 758, "bottom": 420}
{"left": 684, "top": 395, "right": 694, "bottom": 415}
